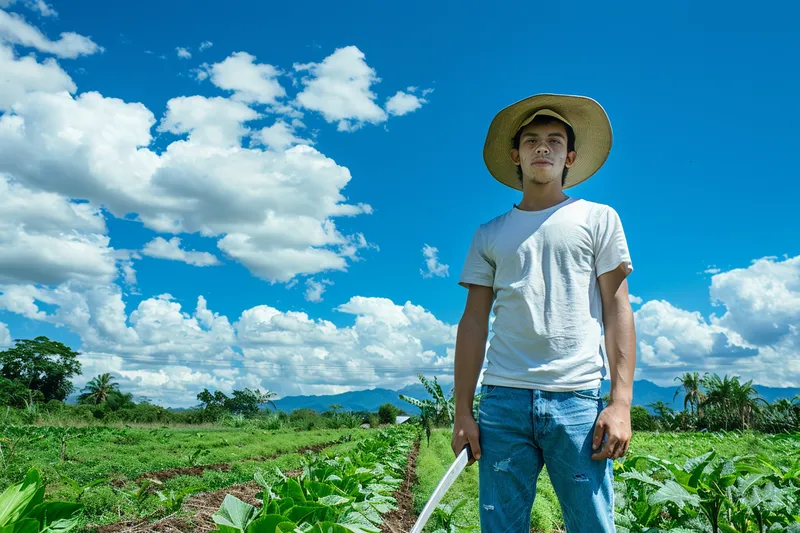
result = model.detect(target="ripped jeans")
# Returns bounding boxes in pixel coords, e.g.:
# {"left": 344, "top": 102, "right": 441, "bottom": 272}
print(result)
{"left": 477, "top": 384, "right": 616, "bottom": 532}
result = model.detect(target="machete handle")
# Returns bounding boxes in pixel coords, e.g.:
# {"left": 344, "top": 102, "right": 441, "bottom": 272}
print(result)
{"left": 463, "top": 443, "right": 474, "bottom": 461}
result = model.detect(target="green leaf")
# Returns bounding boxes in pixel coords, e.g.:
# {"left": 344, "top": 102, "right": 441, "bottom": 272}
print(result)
{"left": 718, "top": 524, "right": 739, "bottom": 533}
{"left": 286, "top": 503, "right": 332, "bottom": 524}
{"left": 246, "top": 514, "right": 293, "bottom": 533}
{"left": 0, "top": 470, "right": 44, "bottom": 527}
{"left": 284, "top": 479, "right": 306, "bottom": 504}
{"left": 275, "top": 521, "right": 299, "bottom": 533}
{"left": 3, "top": 518, "right": 39, "bottom": 533}
{"left": 27, "top": 501, "right": 84, "bottom": 531}
{"left": 317, "top": 495, "right": 350, "bottom": 507}
{"left": 212, "top": 494, "right": 260, "bottom": 532}
{"left": 648, "top": 480, "right": 701, "bottom": 509}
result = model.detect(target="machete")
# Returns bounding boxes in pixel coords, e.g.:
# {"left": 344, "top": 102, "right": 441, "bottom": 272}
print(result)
{"left": 409, "top": 443, "right": 474, "bottom": 533}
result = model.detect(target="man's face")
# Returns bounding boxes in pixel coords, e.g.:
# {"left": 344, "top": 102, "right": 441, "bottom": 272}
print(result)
{"left": 511, "top": 119, "right": 576, "bottom": 187}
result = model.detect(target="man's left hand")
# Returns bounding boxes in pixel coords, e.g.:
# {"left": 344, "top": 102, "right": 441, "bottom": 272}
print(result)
{"left": 591, "top": 401, "right": 631, "bottom": 461}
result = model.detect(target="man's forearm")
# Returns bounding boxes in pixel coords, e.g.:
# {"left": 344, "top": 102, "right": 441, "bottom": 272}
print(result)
{"left": 454, "top": 316, "right": 488, "bottom": 417}
{"left": 604, "top": 300, "right": 637, "bottom": 406}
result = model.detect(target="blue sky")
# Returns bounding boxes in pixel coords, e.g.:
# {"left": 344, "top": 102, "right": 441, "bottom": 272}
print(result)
{"left": 0, "top": 0, "right": 798, "bottom": 407}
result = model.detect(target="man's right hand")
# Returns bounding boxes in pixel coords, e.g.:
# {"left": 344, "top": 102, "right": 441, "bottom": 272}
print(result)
{"left": 452, "top": 414, "right": 481, "bottom": 465}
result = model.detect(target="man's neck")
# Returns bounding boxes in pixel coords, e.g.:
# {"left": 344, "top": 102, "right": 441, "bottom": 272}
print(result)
{"left": 516, "top": 180, "right": 569, "bottom": 212}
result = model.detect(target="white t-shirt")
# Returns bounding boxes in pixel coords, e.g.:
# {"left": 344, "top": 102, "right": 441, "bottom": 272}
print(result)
{"left": 458, "top": 196, "right": 633, "bottom": 391}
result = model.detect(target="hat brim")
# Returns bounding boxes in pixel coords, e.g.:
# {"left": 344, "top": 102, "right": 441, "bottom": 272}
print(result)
{"left": 483, "top": 94, "right": 613, "bottom": 190}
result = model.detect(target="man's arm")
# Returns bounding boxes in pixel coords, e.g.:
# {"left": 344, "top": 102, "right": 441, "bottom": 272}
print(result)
{"left": 452, "top": 284, "right": 494, "bottom": 463}
{"left": 591, "top": 264, "right": 637, "bottom": 460}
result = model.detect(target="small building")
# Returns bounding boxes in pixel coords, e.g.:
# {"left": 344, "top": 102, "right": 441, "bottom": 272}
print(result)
{"left": 395, "top": 416, "right": 411, "bottom": 425}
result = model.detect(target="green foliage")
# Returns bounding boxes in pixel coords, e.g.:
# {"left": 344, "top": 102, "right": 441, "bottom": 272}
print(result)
{"left": 208, "top": 426, "right": 416, "bottom": 533}
{"left": 630, "top": 405, "right": 658, "bottom": 431}
{"left": 0, "top": 337, "right": 82, "bottom": 402}
{"left": 0, "top": 468, "right": 84, "bottom": 531}
{"left": 377, "top": 403, "right": 398, "bottom": 425}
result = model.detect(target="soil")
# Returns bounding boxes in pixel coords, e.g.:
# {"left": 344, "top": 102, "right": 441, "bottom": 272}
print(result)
{"left": 91, "top": 442, "right": 331, "bottom": 533}
{"left": 380, "top": 439, "right": 420, "bottom": 533}
{"left": 91, "top": 439, "right": 420, "bottom": 533}
{"left": 131, "top": 441, "right": 332, "bottom": 485}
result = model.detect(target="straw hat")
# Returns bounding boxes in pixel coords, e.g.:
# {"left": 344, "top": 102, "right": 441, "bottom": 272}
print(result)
{"left": 483, "top": 93, "right": 613, "bottom": 190}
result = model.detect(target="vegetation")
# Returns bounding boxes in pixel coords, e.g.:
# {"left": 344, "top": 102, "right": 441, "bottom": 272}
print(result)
{"left": 414, "top": 428, "right": 800, "bottom": 532}
{"left": 206, "top": 425, "right": 415, "bottom": 533}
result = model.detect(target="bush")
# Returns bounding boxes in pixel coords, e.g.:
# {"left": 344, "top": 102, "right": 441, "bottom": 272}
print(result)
{"left": 378, "top": 403, "right": 399, "bottom": 425}
{"left": 630, "top": 405, "right": 658, "bottom": 431}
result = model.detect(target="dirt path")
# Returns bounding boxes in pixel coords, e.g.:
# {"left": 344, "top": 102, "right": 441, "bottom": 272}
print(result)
{"left": 380, "top": 438, "right": 420, "bottom": 533}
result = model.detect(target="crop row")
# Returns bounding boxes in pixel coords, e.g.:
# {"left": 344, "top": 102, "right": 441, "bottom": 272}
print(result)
{"left": 208, "top": 425, "right": 417, "bottom": 533}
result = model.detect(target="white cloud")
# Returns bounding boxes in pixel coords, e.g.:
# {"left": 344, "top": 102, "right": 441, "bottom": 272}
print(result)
{"left": 0, "top": 9, "right": 101, "bottom": 58}
{"left": 199, "top": 40, "right": 213, "bottom": 51}
{"left": 709, "top": 255, "right": 800, "bottom": 346}
{"left": 629, "top": 294, "right": 643, "bottom": 305}
{"left": 0, "top": 0, "right": 56, "bottom": 16}
{"left": 293, "top": 46, "right": 388, "bottom": 131}
{"left": 0, "top": 43, "right": 75, "bottom": 110}
{"left": 253, "top": 119, "right": 311, "bottom": 152}
{"left": 176, "top": 47, "right": 191, "bottom": 59}
{"left": 0, "top": 321, "right": 10, "bottom": 346}
{"left": 0, "top": 174, "right": 117, "bottom": 285}
{"left": 386, "top": 90, "right": 427, "bottom": 117}
{"left": 157, "top": 95, "right": 260, "bottom": 147}
{"left": 633, "top": 254, "right": 800, "bottom": 388}
{"left": 142, "top": 237, "right": 221, "bottom": 267}
{"left": 0, "top": 42, "right": 374, "bottom": 285}
{"left": 204, "top": 51, "right": 286, "bottom": 105}
{"left": 420, "top": 244, "right": 449, "bottom": 278}
{"left": 304, "top": 278, "right": 332, "bottom": 303}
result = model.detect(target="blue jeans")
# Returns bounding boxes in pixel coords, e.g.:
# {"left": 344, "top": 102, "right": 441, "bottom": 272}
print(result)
{"left": 476, "top": 384, "right": 616, "bottom": 532}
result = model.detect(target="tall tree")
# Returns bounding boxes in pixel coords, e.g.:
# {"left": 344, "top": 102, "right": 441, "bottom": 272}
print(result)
{"left": 673, "top": 371, "right": 706, "bottom": 416}
{"left": 0, "top": 336, "right": 82, "bottom": 402}
{"left": 245, "top": 388, "right": 278, "bottom": 411}
{"left": 79, "top": 373, "right": 120, "bottom": 405}
{"left": 701, "top": 374, "right": 766, "bottom": 430}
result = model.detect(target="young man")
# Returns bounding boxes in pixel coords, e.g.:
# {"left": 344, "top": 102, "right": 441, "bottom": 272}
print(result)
{"left": 452, "top": 94, "right": 636, "bottom": 532}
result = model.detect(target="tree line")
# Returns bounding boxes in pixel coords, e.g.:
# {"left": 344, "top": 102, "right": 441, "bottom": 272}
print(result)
{"left": 2, "top": 336, "right": 798, "bottom": 433}
{"left": 0, "top": 336, "right": 405, "bottom": 428}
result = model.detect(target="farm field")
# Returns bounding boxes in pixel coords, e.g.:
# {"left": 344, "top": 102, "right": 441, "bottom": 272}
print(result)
{"left": 412, "top": 428, "right": 800, "bottom": 532}
{"left": 0, "top": 425, "right": 365, "bottom": 532}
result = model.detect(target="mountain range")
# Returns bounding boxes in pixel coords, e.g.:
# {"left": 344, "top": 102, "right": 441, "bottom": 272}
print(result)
{"left": 272, "top": 380, "right": 800, "bottom": 415}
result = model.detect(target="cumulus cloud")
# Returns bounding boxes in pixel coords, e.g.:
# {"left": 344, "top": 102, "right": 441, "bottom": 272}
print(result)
{"left": 199, "top": 40, "right": 213, "bottom": 51}
{"left": 0, "top": 9, "right": 101, "bottom": 58}
{"left": 293, "top": 46, "right": 388, "bottom": 131}
{"left": 629, "top": 294, "right": 643, "bottom": 305}
{"left": 176, "top": 47, "right": 191, "bottom": 59}
{"left": 0, "top": 321, "right": 10, "bottom": 346}
{"left": 304, "top": 278, "right": 332, "bottom": 303}
{"left": 253, "top": 119, "right": 311, "bottom": 152}
{"left": 386, "top": 90, "right": 428, "bottom": 116}
{"left": 633, "top": 254, "right": 800, "bottom": 388}
{"left": 142, "top": 237, "right": 221, "bottom": 267}
{"left": 420, "top": 244, "right": 449, "bottom": 278}
{"left": 709, "top": 255, "right": 800, "bottom": 346}
{"left": 0, "top": 41, "right": 375, "bottom": 285}
{"left": 203, "top": 51, "right": 286, "bottom": 105}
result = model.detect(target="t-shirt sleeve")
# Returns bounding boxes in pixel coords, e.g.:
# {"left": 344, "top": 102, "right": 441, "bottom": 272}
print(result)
{"left": 458, "top": 226, "right": 495, "bottom": 289}
{"left": 593, "top": 205, "right": 633, "bottom": 277}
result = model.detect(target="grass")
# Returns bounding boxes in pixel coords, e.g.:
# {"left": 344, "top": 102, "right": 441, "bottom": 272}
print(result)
{"left": 412, "top": 428, "right": 800, "bottom": 532}
{"left": 1, "top": 426, "right": 354, "bottom": 490}
{"left": 0, "top": 424, "right": 367, "bottom": 533}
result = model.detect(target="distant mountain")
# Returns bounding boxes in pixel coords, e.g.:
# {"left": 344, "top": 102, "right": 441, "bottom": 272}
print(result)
{"left": 274, "top": 380, "right": 800, "bottom": 415}
{"left": 273, "top": 383, "right": 431, "bottom": 414}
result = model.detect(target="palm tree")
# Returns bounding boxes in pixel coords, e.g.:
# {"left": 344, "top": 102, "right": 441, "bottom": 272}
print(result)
{"left": 700, "top": 374, "right": 766, "bottom": 430}
{"left": 80, "top": 373, "right": 120, "bottom": 405}
{"left": 673, "top": 372, "right": 707, "bottom": 416}
{"left": 246, "top": 388, "right": 278, "bottom": 411}
{"left": 647, "top": 400, "right": 675, "bottom": 420}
